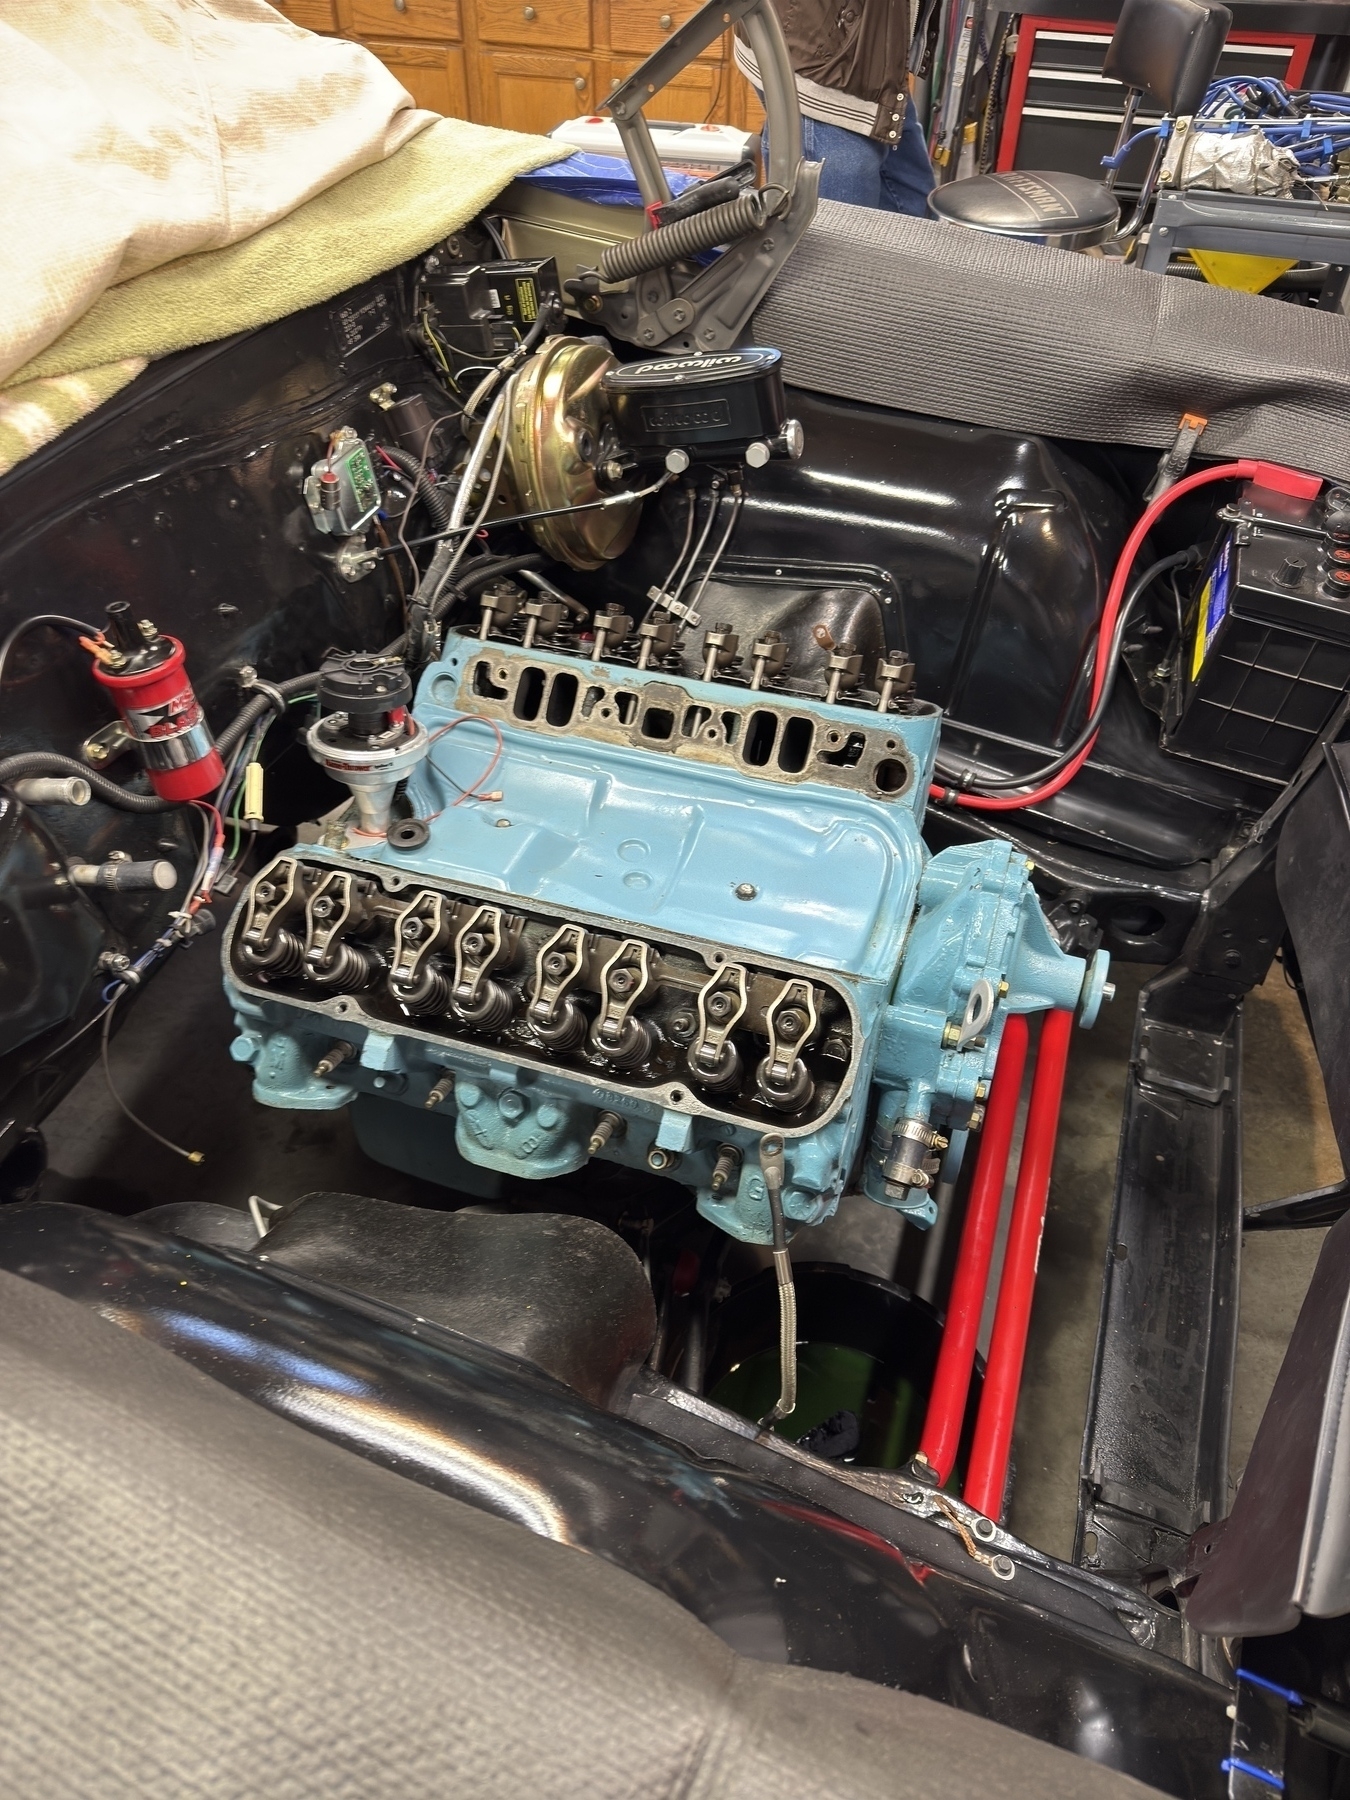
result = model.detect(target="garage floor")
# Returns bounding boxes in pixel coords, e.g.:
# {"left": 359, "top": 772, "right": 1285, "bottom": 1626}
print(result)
{"left": 38, "top": 932, "right": 1342, "bottom": 1563}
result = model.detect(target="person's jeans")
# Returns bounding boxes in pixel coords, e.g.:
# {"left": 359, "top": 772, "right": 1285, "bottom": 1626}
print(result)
{"left": 762, "top": 105, "right": 935, "bottom": 217}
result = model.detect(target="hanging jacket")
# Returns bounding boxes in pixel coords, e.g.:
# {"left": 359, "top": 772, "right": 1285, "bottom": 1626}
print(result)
{"left": 734, "top": 0, "right": 911, "bottom": 145}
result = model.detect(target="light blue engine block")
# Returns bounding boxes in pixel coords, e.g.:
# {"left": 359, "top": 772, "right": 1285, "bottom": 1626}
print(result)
{"left": 224, "top": 630, "right": 1108, "bottom": 1244}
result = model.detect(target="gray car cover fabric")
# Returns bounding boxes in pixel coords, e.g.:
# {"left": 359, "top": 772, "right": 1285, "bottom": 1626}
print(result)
{"left": 754, "top": 202, "right": 1350, "bottom": 480}
{"left": 0, "top": 1269, "right": 1164, "bottom": 1800}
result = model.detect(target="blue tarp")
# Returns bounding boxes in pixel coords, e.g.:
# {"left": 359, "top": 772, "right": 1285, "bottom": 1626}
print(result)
{"left": 519, "top": 150, "right": 700, "bottom": 208}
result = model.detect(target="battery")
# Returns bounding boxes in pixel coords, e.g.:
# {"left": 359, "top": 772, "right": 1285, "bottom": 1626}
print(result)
{"left": 1163, "top": 523, "right": 1350, "bottom": 781}
{"left": 422, "top": 258, "right": 561, "bottom": 367}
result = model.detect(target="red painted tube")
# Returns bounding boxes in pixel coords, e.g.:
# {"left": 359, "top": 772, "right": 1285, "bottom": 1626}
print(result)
{"left": 916, "top": 1012, "right": 1030, "bottom": 1485}
{"left": 963, "top": 1007, "right": 1075, "bottom": 1521}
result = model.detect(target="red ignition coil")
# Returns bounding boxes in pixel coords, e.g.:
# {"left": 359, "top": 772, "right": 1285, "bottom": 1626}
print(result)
{"left": 86, "top": 602, "right": 224, "bottom": 801}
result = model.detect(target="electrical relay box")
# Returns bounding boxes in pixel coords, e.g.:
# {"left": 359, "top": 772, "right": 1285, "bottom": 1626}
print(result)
{"left": 422, "top": 257, "right": 561, "bottom": 369}
{"left": 1164, "top": 522, "right": 1350, "bottom": 782}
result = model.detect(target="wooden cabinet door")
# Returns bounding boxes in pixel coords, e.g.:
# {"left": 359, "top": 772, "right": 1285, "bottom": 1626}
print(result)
{"left": 606, "top": 54, "right": 724, "bottom": 125}
{"left": 348, "top": 0, "right": 461, "bottom": 38}
{"left": 475, "top": 0, "right": 590, "bottom": 49}
{"left": 476, "top": 50, "right": 593, "bottom": 131}
{"left": 273, "top": 0, "right": 338, "bottom": 27}
{"left": 729, "top": 67, "right": 764, "bottom": 133}
{"left": 362, "top": 39, "right": 469, "bottom": 113}
{"left": 608, "top": 0, "right": 717, "bottom": 59}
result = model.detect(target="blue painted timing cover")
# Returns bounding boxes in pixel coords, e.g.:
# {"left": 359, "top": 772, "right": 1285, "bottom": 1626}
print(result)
{"left": 225, "top": 633, "right": 1105, "bottom": 1244}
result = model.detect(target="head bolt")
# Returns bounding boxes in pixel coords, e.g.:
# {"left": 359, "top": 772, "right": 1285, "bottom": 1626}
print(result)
{"left": 734, "top": 882, "right": 757, "bottom": 901}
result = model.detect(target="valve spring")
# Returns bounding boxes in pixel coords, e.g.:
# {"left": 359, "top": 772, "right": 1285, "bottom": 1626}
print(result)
{"left": 308, "top": 941, "right": 383, "bottom": 990}
{"left": 242, "top": 927, "right": 304, "bottom": 980}
{"left": 756, "top": 1055, "right": 815, "bottom": 1114}
{"left": 594, "top": 1014, "right": 660, "bottom": 1070}
{"left": 530, "top": 996, "right": 588, "bottom": 1050}
{"left": 688, "top": 1039, "right": 743, "bottom": 1093}
{"left": 453, "top": 977, "right": 515, "bottom": 1033}
{"left": 393, "top": 964, "right": 454, "bottom": 1015}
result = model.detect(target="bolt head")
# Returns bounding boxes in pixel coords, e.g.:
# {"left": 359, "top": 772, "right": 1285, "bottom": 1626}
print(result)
{"left": 734, "top": 882, "right": 757, "bottom": 901}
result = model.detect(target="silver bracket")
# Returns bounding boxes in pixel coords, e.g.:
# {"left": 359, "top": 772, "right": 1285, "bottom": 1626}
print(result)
{"left": 956, "top": 977, "right": 996, "bottom": 1051}
{"left": 81, "top": 718, "right": 134, "bottom": 769}
{"left": 646, "top": 584, "right": 703, "bottom": 631}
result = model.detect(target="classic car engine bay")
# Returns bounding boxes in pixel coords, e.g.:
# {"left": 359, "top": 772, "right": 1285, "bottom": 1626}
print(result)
{"left": 5, "top": 53, "right": 1350, "bottom": 1792}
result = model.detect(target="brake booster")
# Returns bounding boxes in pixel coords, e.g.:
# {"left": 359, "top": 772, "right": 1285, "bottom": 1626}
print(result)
{"left": 225, "top": 644, "right": 1105, "bottom": 1246}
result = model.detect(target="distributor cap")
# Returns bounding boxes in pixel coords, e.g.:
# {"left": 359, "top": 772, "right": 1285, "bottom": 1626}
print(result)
{"left": 317, "top": 653, "right": 412, "bottom": 721}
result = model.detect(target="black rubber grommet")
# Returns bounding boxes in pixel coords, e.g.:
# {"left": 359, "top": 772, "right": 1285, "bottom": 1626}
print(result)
{"left": 388, "top": 817, "right": 431, "bottom": 850}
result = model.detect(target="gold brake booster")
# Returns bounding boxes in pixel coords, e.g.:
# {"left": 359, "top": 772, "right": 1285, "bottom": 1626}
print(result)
{"left": 504, "top": 336, "right": 642, "bottom": 570}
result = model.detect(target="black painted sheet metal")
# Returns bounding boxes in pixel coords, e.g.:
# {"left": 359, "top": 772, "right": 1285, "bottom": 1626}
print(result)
{"left": 0, "top": 1201, "right": 1237, "bottom": 1798}
{"left": 1078, "top": 994, "right": 1242, "bottom": 1574}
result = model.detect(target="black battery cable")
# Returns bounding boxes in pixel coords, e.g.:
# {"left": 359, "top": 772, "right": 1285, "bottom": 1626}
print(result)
{"left": 933, "top": 546, "right": 1202, "bottom": 796}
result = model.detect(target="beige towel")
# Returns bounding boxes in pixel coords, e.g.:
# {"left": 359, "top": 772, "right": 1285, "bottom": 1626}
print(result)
{"left": 0, "top": 2, "right": 566, "bottom": 475}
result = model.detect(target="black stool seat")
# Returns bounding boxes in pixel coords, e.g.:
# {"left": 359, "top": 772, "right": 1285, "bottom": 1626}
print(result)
{"left": 930, "top": 171, "right": 1120, "bottom": 250}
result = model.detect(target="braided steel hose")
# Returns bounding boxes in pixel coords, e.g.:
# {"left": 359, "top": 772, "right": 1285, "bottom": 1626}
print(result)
{"left": 599, "top": 191, "right": 767, "bottom": 282}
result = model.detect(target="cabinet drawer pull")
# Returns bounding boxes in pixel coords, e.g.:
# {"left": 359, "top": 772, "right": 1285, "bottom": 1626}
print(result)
{"left": 574, "top": 73, "right": 587, "bottom": 87}
{"left": 393, "top": 0, "right": 407, "bottom": 11}
{"left": 659, "top": 12, "right": 672, "bottom": 25}
{"left": 522, "top": 5, "right": 536, "bottom": 17}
